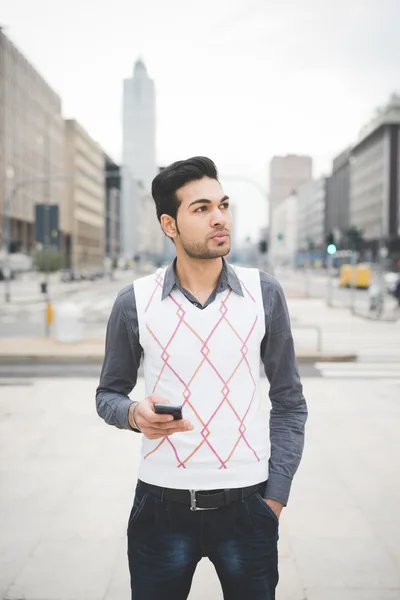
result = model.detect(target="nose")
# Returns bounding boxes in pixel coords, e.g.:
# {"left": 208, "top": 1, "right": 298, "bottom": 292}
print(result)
{"left": 210, "top": 206, "right": 227, "bottom": 228}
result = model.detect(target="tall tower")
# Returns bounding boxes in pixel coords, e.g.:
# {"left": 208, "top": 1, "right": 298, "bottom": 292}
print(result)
{"left": 121, "top": 58, "right": 156, "bottom": 260}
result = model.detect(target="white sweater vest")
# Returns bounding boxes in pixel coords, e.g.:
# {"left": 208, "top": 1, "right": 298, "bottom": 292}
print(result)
{"left": 133, "top": 265, "right": 269, "bottom": 490}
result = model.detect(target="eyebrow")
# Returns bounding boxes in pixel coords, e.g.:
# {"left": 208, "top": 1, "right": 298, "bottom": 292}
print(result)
{"left": 188, "top": 195, "right": 230, "bottom": 208}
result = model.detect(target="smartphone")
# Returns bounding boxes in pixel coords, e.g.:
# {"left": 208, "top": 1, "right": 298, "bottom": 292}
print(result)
{"left": 154, "top": 404, "right": 183, "bottom": 420}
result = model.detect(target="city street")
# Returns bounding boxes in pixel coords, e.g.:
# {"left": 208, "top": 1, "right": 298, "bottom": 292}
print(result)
{"left": 0, "top": 271, "right": 134, "bottom": 339}
{"left": 0, "top": 267, "right": 400, "bottom": 600}
{"left": 2, "top": 2, "right": 400, "bottom": 598}
{"left": 279, "top": 268, "right": 398, "bottom": 318}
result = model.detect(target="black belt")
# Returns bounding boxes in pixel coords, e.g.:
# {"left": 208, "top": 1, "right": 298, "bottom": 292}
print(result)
{"left": 137, "top": 479, "right": 266, "bottom": 511}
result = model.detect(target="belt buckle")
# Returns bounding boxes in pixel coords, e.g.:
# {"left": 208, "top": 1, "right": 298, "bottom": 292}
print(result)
{"left": 189, "top": 490, "right": 218, "bottom": 512}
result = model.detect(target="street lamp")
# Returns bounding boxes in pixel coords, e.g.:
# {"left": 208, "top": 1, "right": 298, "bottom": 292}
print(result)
{"left": 326, "top": 241, "right": 337, "bottom": 307}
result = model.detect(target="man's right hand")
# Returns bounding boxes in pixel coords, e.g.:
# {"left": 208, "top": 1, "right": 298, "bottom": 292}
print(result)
{"left": 129, "top": 394, "right": 194, "bottom": 440}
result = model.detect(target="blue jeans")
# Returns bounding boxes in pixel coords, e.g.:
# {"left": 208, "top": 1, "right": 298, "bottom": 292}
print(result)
{"left": 127, "top": 484, "right": 279, "bottom": 599}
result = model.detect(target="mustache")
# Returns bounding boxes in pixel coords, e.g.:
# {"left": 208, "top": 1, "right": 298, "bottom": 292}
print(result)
{"left": 210, "top": 229, "right": 230, "bottom": 237}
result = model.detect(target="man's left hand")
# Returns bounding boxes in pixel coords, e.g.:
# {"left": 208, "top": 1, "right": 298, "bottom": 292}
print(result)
{"left": 264, "top": 498, "right": 284, "bottom": 520}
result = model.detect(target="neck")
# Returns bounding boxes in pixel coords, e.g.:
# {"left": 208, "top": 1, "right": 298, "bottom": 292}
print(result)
{"left": 175, "top": 253, "right": 224, "bottom": 296}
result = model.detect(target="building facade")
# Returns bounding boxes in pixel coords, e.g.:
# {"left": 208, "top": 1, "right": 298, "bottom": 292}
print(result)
{"left": 137, "top": 193, "right": 164, "bottom": 265}
{"left": 296, "top": 177, "right": 326, "bottom": 264}
{"left": 269, "top": 154, "right": 312, "bottom": 209}
{"left": 121, "top": 58, "right": 157, "bottom": 260}
{"left": 325, "top": 147, "right": 351, "bottom": 247}
{"left": 64, "top": 120, "right": 105, "bottom": 273}
{"left": 0, "top": 27, "right": 64, "bottom": 261}
{"left": 269, "top": 193, "right": 298, "bottom": 267}
{"left": 105, "top": 157, "right": 120, "bottom": 265}
{"left": 268, "top": 154, "right": 312, "bottom": 265}
{"left": 350, "top": 94, "right": 400, "bottom": 264}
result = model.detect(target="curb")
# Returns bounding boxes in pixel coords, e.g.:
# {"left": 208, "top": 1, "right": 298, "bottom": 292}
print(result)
{"left": 296, "top": 353, "right": 357, "bottom": 363}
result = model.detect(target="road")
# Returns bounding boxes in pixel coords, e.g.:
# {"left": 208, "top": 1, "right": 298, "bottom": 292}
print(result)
{"left": 0, "top": 271, "right": 133, "bottom": 339}
{"left": 280, "top": 267, "right": 396, "bottom": 312}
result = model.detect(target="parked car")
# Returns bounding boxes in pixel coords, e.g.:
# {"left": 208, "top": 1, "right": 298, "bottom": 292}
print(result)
{"left": 60, "top": 269, "right": 75, "bottom": 282}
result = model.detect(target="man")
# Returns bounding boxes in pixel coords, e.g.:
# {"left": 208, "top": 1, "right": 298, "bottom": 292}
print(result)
{"left": 96, "top": 156, "right": 308, "bottom": 600}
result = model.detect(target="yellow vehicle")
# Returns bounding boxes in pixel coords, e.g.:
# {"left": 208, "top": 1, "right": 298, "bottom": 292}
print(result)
{"left": 339, "top": 264, "right": 371, "bottom": 289}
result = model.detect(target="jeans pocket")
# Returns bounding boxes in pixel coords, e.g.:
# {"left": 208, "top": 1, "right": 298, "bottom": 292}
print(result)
{"left": 127, "top": 488, "right": 149, "bottom": 533}
{"left": 253, "top": 493, "right": 280, "bottom": 527}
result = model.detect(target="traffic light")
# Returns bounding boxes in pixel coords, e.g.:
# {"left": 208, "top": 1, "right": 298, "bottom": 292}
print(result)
{"left": 325, "top": 231, "right": 335, "bottom": 246}
{"left": 259, "top": 240, "right": 268, "bottom": 254}
{"left": 277, "top": 233, "right": 284, "bottom": 242}
{"left": 325, "top": 231, "right": 337, "bottom": 255}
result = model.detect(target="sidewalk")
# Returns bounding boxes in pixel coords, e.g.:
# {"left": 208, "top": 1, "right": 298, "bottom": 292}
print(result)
{"left": 0, "top": 335, "right": 357, "bottom": 364}
{"left": 1, "top": 377, "right": 399, "bottom": 599}
{"left": 0, "top": 297, "right": 363, "bottom": 364}
{"left": 0, "top": 274, "right": 93, "bottom": 305}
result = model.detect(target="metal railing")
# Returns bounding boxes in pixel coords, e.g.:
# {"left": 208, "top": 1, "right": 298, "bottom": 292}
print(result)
{"left": 292, "top": 323, "right": 323, "bottom": 352}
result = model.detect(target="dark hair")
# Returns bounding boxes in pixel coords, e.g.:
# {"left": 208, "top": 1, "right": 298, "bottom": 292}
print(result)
{"left": 152, "top": 156, "right": 219, "bottom": 223}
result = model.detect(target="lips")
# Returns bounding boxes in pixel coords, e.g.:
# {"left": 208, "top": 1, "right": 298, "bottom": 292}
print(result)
{"left": 211, "top": 231, "right": 230, "bottom": 240}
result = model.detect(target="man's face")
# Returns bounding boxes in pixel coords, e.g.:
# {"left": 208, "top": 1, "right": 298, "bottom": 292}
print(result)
{"left": 172, "top": 177, "right": 232, "bottom": 259}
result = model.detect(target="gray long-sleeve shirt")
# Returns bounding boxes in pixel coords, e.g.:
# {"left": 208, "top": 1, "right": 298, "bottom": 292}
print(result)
{"left": 96, "top": 260, "right": 308, "bottom": 505}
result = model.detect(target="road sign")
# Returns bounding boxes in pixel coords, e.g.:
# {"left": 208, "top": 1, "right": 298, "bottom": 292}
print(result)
{"left": 35, "top": 204, "right": 60, "bottom": 249}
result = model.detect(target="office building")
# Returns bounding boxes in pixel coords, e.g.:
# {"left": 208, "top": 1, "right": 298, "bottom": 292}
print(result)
{"left": 296, "top": 177, "right": 327, "bottom": 265}
{"left": 0, "top": 27, "right": 64, "bottom": 258}
{"left": 64, "top": 120, "right": 105, "bottom": 272}
{"left": 269, "top": 154, "right": 312, "bottom": 209}
{"left": 350, "top": 94, "right": 400, "bottom": 263}
{"left": 121, "top": 58, "right": 157, "bottom": 260}
{"left": 268, "top": 154, "right": 312, "bottom": 265}
{"left": 105, "top": 157, "right": 121, "bottom": 265}
{"left": 325, "top": 148, "right": 351, "bottom": 247}
{"left": 270, "top": 193, "right": 298, "bottom": 267}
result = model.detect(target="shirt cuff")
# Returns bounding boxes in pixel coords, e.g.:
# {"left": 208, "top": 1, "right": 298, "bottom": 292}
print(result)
{"left": 118, "top": 399, "right": 140, "bottom": 432}
{"left": 264, "top": 472, "right": 292, "bottom": 506}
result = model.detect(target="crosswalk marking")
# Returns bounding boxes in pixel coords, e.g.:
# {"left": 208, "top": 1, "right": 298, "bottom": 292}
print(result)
{"left": 0, "top": 316, "right": 17, "bottom": 324}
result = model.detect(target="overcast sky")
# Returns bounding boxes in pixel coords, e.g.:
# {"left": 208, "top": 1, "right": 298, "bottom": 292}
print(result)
{"left": 2, "top": 0, "right": 400, "bottom": 241}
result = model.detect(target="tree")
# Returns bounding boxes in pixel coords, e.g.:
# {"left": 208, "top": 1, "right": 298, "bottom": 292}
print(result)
{"left": 34, "top": 249, "right": 64, "bottom": 272}
{"left": 347, "top": 227, "right": 364, "bottom": 251}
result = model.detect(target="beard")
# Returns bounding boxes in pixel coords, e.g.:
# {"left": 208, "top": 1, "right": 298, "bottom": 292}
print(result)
{"left": 178, "top": 232, "right": 231, "bottom": 260}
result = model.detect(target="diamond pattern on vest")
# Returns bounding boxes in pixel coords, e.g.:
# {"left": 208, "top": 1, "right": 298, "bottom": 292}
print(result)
{"left": 142, "top": 269, "right": 261, "bottom": 470}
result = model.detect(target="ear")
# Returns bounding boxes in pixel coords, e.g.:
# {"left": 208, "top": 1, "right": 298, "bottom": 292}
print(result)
{"left": 160, "top": 214, "right": 177, "bottom": 240}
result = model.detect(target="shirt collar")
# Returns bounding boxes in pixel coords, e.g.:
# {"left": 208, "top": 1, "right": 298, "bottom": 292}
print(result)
{"left": 161, "top": 257, "right": 244, "bottom": 300}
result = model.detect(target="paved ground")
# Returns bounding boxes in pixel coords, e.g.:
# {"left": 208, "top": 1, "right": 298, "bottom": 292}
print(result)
{"left": 1, "top": 376, "right": 400, "bottom": 600}
{"left": 0, "top": 271, "right": 134, "bottom": 339}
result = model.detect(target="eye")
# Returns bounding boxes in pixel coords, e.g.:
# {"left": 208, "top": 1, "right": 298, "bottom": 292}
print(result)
{"left": 194, "top": 206, "right": 207, "bottom": 212}
{"left": 221, "top": 202, "right": 230, "bottom": 209}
